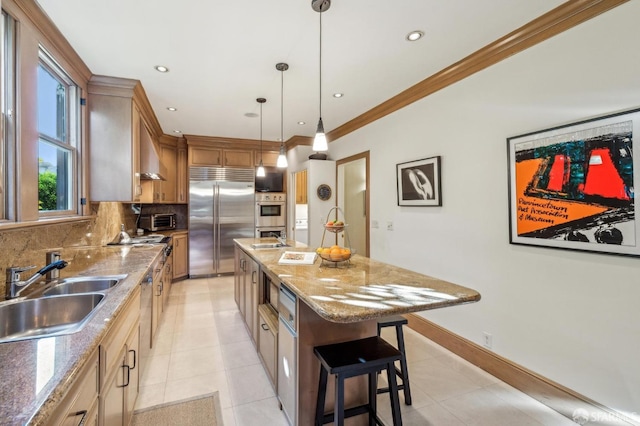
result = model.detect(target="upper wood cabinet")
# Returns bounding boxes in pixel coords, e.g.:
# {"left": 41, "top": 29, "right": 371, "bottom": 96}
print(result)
{"left": 88, "top": 76, "right": 165, "bottom": 203}
{"left": 88, "top": 77, "right": 143, "bottom": 202}
{"left": 177, "top": 145, "right": 188, "bottom": 203}
{"left": 256, "top": 150, "right": 280, "bottom": 168}
{"left": 189, "top": 147, "right": 222, "bottom": 166}
{"left": 224, "top": 149, "right": 254, "bottom": 167}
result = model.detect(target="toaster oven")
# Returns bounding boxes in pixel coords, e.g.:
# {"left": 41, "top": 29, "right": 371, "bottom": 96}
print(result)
{"left": 139, "top": 213, "right": 176, "bottom": 231}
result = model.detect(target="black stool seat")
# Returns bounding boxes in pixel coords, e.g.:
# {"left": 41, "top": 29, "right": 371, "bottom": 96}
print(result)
{"left": 314, "top": 336, "right": 403, "bottom": 426}
{"left": 377, "top": 316, "right": 412, "bottom": 405}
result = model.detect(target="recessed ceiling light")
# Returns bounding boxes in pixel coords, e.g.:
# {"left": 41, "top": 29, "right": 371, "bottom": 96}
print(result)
{"left": 298, "top": 121, "right": 306, "bottom": 125}
{"left": 245, "top": 112, "right": 259, "bottom": 118}
{"left": 406, "top": 30, "right": 424, "bottom": 41}
{"left": 167, "top": 107, "right": 177, "bottom": 111}
{"left": 154, "top": 65, "right": 169, "bottom": 73}
{"left": 173, "top": 130, "right": 181, "bottom": 133}
{"left": 333, "top": 93, "right": 343, "bottom": 98}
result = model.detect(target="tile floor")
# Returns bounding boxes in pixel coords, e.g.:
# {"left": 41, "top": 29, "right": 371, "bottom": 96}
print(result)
{"left": 135, "top": 276, "right": 576, "bottom": 425}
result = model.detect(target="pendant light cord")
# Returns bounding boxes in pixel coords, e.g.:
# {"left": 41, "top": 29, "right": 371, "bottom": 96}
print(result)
{"left": 319, "top": 10, "right": 322, "bottom": 120}
{"left": 260, "top": 102, "right": 263, "bottom": 159}
{"left": 281, "top": 69, "right": 284, "bottom": 143}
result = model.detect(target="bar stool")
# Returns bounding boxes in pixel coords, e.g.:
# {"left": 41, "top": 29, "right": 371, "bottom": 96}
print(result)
{"left": 314, "top": 336, "right": 403, "bottom": 426}
{"left": 377, "top": 316, "right": 412, "bottom": 405}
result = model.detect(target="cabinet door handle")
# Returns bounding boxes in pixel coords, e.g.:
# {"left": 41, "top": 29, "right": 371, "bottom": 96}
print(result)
{"left": 129, "top": 348, "right": 137, "bottom": 370}
{"left": 252, "top": 270, "right": 257, "bottom": 283}
{"left": 118, "top": 364, "right": 131, "bottom": 388}
{"left": 156, "top": 282, "right": 163, "bottom": 296}
{"left": 261, "top": 323, "right": 269, "bottom": 331}
{"left": 73, "top": 410, "right": 87, "bottom": 426}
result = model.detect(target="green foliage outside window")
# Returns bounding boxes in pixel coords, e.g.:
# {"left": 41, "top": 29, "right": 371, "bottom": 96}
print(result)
{"left": 38, "top": 170, "right": 57, "bottom": 211}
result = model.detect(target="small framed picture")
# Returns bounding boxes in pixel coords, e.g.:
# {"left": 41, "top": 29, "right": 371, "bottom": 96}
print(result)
{"left": 396, "top": 156, "right": 442, "bottom": 206}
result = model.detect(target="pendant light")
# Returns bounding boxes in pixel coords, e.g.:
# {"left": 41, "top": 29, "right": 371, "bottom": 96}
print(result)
{"left": 311, "top": 0, "right": 330, "bottom": 152}
{"left": 276, "top": 62, "right": 289, "bottom": 168}
{"left": 256, "top": 97, "right": 266, "bottom": 177}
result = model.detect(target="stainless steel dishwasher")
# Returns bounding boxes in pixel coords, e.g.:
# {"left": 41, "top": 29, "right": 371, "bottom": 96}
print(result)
{"left": 278, "top": 284, "right": 297, "bottom": 425}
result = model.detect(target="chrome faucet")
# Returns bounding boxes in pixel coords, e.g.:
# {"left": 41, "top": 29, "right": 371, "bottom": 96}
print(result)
{"left": 270, "top": 231, "right": 287, "bottom": 246}
{"left": 5, "top": 259, "right": 68, "bottom": 299}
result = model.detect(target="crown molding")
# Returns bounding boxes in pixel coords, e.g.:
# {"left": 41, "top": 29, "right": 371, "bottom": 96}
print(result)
{"left": 327, "top": 0, "right": 629, "bottom": 143}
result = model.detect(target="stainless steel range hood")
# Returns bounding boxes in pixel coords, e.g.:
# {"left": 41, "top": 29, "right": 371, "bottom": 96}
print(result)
{"left": 140, "top": 122, "right": 166, "bottom": 181}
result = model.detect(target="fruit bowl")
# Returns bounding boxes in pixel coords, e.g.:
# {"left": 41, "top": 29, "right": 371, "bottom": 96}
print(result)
{"left": 324, "top": 222, "right": 347, "bottom": 233}
{"left": 317, "top": 246, "right": 352, "bottom": 262}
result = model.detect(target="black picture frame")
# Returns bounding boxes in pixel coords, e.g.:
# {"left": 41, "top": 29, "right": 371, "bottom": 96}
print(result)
{"left": 396, "top": 156, "right": 442, "bottom": 206}
{"left": 507, "top": 108, "right": 639, "bottom": 257}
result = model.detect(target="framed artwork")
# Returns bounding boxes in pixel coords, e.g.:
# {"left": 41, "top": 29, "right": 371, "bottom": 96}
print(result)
{"left": 507, "top": 108, "right": 639, "bottom": 257}
{"left": 396, "top": 156, "right": 442, "bottom": 206}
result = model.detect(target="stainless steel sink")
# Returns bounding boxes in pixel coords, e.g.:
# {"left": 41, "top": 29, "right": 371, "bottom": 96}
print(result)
{"left": 0, "top": 293, "right": 106, "bottom": 343}
{"left": 251, "top": 242, "right": 290, "bottom": 249}
{"left": 43, "top": 275, "right": 127, "bottom": 296}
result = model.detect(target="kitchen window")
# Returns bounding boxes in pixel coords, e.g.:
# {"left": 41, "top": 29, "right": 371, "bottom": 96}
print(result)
{"left": 37, "top": 50, "right": 78, "bottom": 214}
{"left": 0, "top": 10, "right": 15, "bottom": 221}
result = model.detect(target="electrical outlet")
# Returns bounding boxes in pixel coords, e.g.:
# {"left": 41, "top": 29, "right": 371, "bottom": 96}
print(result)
{"left": 387, "top": 221, "right": 394, "bottom": 231}
{"left": 482, "top": 332, "right": 493, "bottom": 349}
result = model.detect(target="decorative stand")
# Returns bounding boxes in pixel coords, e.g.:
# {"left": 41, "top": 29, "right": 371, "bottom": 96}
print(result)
{"left": 318, "top": 207, "right": 353, "bottom": 267}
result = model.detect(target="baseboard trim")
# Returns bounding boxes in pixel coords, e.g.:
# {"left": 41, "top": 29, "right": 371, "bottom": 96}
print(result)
{"left": 406, "top": 313, "right": 637, "bottom": 426}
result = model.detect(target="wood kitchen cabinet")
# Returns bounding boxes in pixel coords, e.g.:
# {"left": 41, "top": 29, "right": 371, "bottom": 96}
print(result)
{"left": 140, "top": 142, "right": 177, "bottom": 204}
{"left": 177, "top": 146, "right": 188, "bottom": 203}
{"left": 258, "top": 304, "right": 278, "bottom": 387}
{"left": 48, "top": 349, "right": 99, "bottom": 426}
{"left": 223, "top": 149, "right": 254, "bottom": 167}
{"left": 235, "top": 247, "right": 259, "bottom": 345}
{"left": 100, "top": 288, "right": 140, "bottom": 426}
{"left": 172, "top": 232, "right": 189, "bottom": 280}
{"left": 88, "top": 76, "right": 144, "bottom": 202}
{"left": 255, "top": 150, "right": 280, "bottom": 168}
{"left": 295, "top": 169, "right": 308, "bottom": 204}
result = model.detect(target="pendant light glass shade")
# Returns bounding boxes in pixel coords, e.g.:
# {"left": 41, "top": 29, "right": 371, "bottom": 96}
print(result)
{"left": 256, "top": 98, "right": 266, "bottom": 177}
{"left": 277, "top": 144, "right": 288, "bottom": 167}
{"left": 313, "top": 117, "right": 328, "bottom": 151}
{"left": 276, "top": 62, "right": 289, "bottom": 168}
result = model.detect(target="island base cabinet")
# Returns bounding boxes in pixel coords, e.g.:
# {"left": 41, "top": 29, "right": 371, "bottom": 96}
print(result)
{"left": 258, "top": 304, "right": 278, "bottom": 387}
{"left": 297, "top": 301, "right": 376, "bottom": 426}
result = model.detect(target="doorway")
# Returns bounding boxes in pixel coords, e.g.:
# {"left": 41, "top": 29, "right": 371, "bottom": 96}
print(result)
{"left": 336, "top": 152, "right": 369, "bottom": 257}
{"left": 292, "top": 169, "right": 308, "bottom": 245}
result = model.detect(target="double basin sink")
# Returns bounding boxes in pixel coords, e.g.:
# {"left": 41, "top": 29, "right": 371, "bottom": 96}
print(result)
{"left": 0, "top": 275, "right": 127, "bottom": 344}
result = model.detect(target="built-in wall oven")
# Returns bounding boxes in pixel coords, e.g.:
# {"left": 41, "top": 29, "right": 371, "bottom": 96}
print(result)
{"left": 255, "top": 193, "right": 286, "bottom": 228}
{"left": 255, "top": 227, "right": 286, "bottom": 238}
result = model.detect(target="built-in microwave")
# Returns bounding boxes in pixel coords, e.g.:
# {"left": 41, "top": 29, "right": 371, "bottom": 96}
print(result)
{"left": 139, "top": 213, "right": 176, "bottom": 231}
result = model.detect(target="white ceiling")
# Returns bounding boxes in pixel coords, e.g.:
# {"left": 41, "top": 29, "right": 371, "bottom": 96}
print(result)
{"left": 37, "top": 0, "right": 565, "bottom": 143}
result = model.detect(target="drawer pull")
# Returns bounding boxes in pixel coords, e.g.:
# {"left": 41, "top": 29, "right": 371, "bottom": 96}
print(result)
{"left": 72, "top": 410, "right": 87, "bottom": 426}
{"left": 261, "top": 323, "right": 269, "bottom": 331}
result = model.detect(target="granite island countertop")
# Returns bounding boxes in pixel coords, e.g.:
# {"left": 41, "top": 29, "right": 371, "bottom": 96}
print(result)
{"left": 235, "top": 238, "right": 481, "bottom": 323}
{"left": 0, "top": 244, "right": 164, "bottom": 426}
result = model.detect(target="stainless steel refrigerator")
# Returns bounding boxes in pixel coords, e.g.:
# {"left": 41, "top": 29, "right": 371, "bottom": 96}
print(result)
{"left": 189, "top": 167, "right": 255, "bottom": 276}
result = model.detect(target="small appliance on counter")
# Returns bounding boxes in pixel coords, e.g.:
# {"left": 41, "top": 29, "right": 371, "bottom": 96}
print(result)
{"left": 139, "top": 213, "right": 176, "bottom": 231}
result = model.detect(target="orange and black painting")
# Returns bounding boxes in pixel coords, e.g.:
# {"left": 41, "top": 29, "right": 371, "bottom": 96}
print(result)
{"left": 509, "top": 114, "right": 637, "bottom": 255}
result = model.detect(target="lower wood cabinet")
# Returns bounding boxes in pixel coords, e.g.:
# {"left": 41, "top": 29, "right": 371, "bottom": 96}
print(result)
{"left": 258, "top": 304, "right": 278, "bottom": 387}
{"left": 172, "top": 232, "right": 188, "bottom": 280}
{"left": 100, "top": 288, "right": 140, "bottom": 426}
{"left": 49, "top": 349, "right": 99, "bottom": 426}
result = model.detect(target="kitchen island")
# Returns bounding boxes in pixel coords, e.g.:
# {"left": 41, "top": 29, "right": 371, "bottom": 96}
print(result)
{"left": 234, "top": 238, "right": 481, "bottom": 426}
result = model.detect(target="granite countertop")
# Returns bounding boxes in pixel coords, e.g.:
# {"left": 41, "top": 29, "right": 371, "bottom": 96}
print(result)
{"left": 0, "top": 244, "right": 164, "bottom": 426}
{"left": 235, "top": 238, "right": 481, "bottom": 323}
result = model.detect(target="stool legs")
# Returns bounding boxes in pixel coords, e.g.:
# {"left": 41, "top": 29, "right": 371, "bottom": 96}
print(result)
{"left": 315, "top": 366, "right": 328, "bottom": 426}
{"left": 387, "top": 361, "right": 403, "bottom": 426}
{"left": 378, "top": 321, "right": 412, "bottom": 406}
{"left": 395, "top": 325, "right": 412, "bottom": 405}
